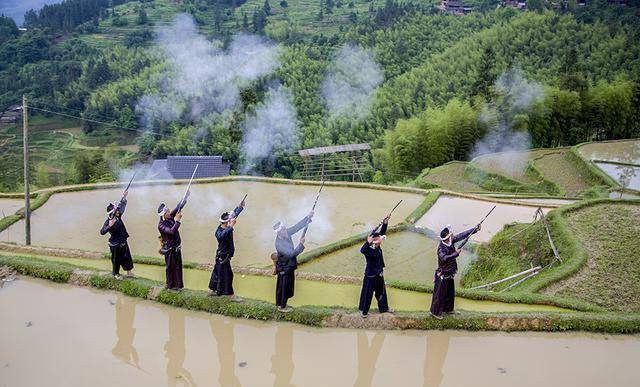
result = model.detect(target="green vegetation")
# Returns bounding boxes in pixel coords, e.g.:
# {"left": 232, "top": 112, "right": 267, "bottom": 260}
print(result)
{"left": 463, "top": 200, "right": 640, "bottom": 313}
{"left": 2, "top": 1, "right": 639, "bottom": 189}
{"left": 416, "top": 162, "right": 487, "bottom": 193}
{"left": 533, "top": 150, "right": 604, "bottom": 197}
{"left": 545, "top": 202, "right": 640, "bottom": 312}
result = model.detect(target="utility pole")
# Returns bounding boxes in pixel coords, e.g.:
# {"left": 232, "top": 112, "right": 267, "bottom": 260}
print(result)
{"left": 22, "top": 95, "right": 31, "bottom": 245}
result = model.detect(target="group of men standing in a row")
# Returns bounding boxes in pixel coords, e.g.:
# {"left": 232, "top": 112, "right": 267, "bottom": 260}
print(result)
{"left": 100, "top": 191, "right": 480, "bottom": 319}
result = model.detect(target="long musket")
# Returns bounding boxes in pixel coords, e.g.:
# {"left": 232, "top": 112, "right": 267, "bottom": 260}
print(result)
{"left": 371, "top": 200, "right": 403, "bottom": 235}
{"left": 230, "top": 194, "right": 248, "bottom": 220}
{"left": 456, "top": 205, "right": 496, "bottom": 250}
{"left": 300, "top": 180, "right": 325, "bottom": 239}
{"left": 107, "top": 172, "right": 137, "bottom": 220}
{"left": 177, "top": 164, "right": 198, "bottom": 212}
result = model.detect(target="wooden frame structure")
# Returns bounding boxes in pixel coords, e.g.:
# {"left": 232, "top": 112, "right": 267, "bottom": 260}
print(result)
{"left": 298, "top": 143, "right": 371, "bottom": 181}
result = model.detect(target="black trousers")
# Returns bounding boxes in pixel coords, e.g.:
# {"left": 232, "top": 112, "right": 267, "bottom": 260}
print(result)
{"left": 208, "top": 258, "right": 234, "bottom": 295}
{"left": 430, "top": 275, "right": 455, "bottom": 316}
{"left": 358, "top": 274, "right": 389, "bottom": 315}
{"left": 276, "top": 270, "right": 295, "bottom": 307}
{"left": 109, "top": 242, "right": 134, "bottom": 276}
{"left": 164, "top": 248, "right": 184, "bottom": 290}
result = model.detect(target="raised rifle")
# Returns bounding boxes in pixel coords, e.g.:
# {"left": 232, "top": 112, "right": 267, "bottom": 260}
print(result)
{"left": 300, "top": 180, "right": 325, "bottom": 239}
{"left": 230, "top": 194, "right": 248, "bottom": 220}
{"left": 370, "top": 200, "right": 402, "bottom": 235}
{"left": 108, "top": 172, "right": 137, "bottom": 220}
{"left": 456, "top": 205, "right": 496, "bottom": 250}
{"left": 177, "top": 164, "right": 198, "bottom": 212}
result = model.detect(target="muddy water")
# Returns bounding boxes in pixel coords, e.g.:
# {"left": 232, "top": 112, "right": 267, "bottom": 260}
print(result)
{"left": 1, "top": 279, "right": 638, "bottom": 387}
{"left": 30, "top": 254, "right": 563, "bottom": 312}
{"left": 300, "top": 232, "right": 473, "bottom": 286}
{"left": 0, "top": 198, "right": 23, "bottom": 216}
{"left": 0, "top": 181, "right": 424, "bottom": 266}
{"left": 578, "top": 140, "right": 640, "bottom": 164}
{"left": 595, "top": 162, "right": 640, "bottom": 191}
{"left": 415, "top": 195, "right": 549, "bottom": 242}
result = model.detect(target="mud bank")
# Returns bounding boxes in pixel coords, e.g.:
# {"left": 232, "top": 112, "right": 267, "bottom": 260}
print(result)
{"left": 29, "top": 253, "right": 563, "bottom": 313}
{"left": 1, "top": 278, "right": 640, "bottom": 387}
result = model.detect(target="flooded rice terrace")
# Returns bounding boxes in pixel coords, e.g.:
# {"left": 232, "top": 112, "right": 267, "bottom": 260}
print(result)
{"left": 1, "top": 278, "right": 639, "bottom": 387}
{"left": 415, "top": 195, "right": 548, "bottom": 242}
{"left": 0, "top": 198, "right": 23, "bottom": 218}
{"left": 0, "top": 181, "right": 424, "bottom": 266}
{"left": 300, "top": 231, "right": 474, "bottom": 285}
{"left": 578, "top": 140, "right": 640, "bottom": 164}
{"left": 31, "top": 254, "right": 561, "bottom": 312}
{"left": 594, "top": 162, "right": 640, "bottom": 191}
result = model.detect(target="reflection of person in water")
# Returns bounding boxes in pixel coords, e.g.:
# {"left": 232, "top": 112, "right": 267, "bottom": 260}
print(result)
{"left": 423, "top": 332, "right": 450, "bottom": 387}
{"left": 111, "top": 294, "right": 140, "bottom": 369}
{"left": 354, "top": 332, "right": 385, "bottom": 387}
{"left": 209, "top": 319, "right": 240, "bottom": 386}
{"left": 165, "top": 310, "right": 196, "bottom": 386}
{"left": 270, "top": 325, "right": 295, "bottom": 387}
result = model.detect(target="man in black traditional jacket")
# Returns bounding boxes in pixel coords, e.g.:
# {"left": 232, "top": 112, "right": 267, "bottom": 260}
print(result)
{"left": 358, "top": 214, "right": 393, "bottom": 318}
{"left": 429, "top": 223, "right": 481, "bottom": 319}
{"left": 273, "top": 212, "right": 313, "bottom": 312}
{"left": 158, "top": 191, "right": 190, "bottom": 290}
{"left": 208, "top": 197, "right": 245, "bottom": 301}
{"left": 100, "top": 190, "right": 134, "bottom": 279}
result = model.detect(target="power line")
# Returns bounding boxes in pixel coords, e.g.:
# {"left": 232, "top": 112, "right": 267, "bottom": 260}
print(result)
{"left": 29, "top": 98, "right": 135, "bottom": 126}
{"left": 27, "top": 106, "right": 165, "bottom": 137}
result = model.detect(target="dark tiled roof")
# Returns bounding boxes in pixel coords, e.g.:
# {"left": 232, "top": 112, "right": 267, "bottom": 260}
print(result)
{"left": 165, "top": 156, "right": 230, "bottom": 179}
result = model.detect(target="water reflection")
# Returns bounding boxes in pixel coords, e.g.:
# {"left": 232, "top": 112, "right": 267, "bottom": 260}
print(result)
{"left": 112, "top": 294, "right": 141, "bottom": 370}
{"left": 210, "top": 318, "right": 240, "bottom": 386}
{"left": 165, "top": 310, "right": 196, "bottom": 386}
{"left": 354, "top": 332, "right": 385, "bottom": 387}
{"left": 271, "top": 325, "right": 295, "bottom": 387}
{"left": 423, "top": 332, "right": 450, "bottom": 387}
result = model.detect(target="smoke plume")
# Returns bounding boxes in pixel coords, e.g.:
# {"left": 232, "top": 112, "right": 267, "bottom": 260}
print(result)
{"left": 321, "top": 44, "right": 382, "bottom": 120}
{"left": 135, "top": 14, "right": 280, "bottom": 130}
{"left": 240, "top": 85, "right": 300, "bottom": 172}
{"left": 470, "top": 68, "right": 545, "bottom": 175}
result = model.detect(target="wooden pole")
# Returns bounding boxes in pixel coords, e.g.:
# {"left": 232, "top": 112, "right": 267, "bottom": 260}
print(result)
{"left": 468, "top": 266, "right": 541, "bottom": 290}
{"left": 22, "top": 95, "right": 31, "bottom": 245}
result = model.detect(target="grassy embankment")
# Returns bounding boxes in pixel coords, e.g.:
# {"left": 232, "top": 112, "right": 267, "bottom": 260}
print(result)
{"left": 2, "top": 253, "right": 640, "bottom": 332}
{"left": 462, "top": 200, "right": 640, "bottom": 313}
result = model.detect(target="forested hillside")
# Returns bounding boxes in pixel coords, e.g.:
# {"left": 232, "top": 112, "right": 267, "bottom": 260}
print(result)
{"left": 1, "top": 0, "right": 639, "bottom": 191}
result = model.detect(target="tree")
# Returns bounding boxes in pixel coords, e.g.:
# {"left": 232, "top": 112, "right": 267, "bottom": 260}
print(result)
{"left": 280, "top": 0, "right": 289, "bottom": 7}
{"left": 137, "top": 7, "right": 148, "bottom": 25}
{"left": 263, "top": 0, "right": 272, "bottom": 15}
{"left": 471, "top": 46, "right": 496, "bottom": 100}
{"left": 325, "top": 0, "right": 334, "bottom": 14}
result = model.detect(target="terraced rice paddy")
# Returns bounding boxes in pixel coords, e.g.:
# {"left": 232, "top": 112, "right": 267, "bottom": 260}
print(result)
{"left": 415, "top": 195, "right": 549, "bottom": 242}
{"left": 594, "top": 162, "right": 640, "bottom": 191}
{"left": 577, "top": 140, "right": 640, "bottom": 164}
{"left": 421, "top": 162, "right": 487, "bottom": 192}
{"left": 544, "top": 203, "right": 640, "bottom": 312}
{"left": 1, "top": 278, "right": 638, "bottom": 387}
{"left": 533, "top": 151, "right": 594, "bottom": 195}
{"left": 26, "top": 254, "right": 563, "bottom": 313}
{"left": 300, "top": 231, "right": 474, "bottom": 285}
{"left": 0, "top": 181, "right": 424, "bottom": 267}
{"left": 472, "top": 149, "right": 552, "bottom": 183}
{"left": 0, "top": 198, "right": 23, "bottom": 216}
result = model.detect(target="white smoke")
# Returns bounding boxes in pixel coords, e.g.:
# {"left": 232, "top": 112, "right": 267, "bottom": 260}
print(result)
{"left": 240, "top": 85, "right": 300, "bottom": 172}
{"left": 136, "top": 13, "right": 280, "bottom": 130}
{"left": 321, "top": 43, "right": 382, "bottom": 121}
{"left": 470, "top": 68, "right": 545, "bottom": 174}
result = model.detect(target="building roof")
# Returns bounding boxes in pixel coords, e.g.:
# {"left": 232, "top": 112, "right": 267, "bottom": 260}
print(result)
{"left": 298, "top": 143, "right": 371, "bottom": 157}
{"left": 147, "top": 156, "right": 230, "bottom": 180}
